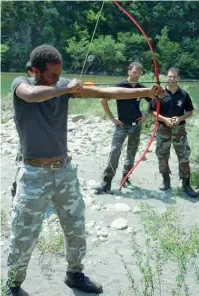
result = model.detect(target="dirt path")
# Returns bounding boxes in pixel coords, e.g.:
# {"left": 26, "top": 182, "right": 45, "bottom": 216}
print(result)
{"left": 1, "top": 120, "right": 199, "bottom": 296}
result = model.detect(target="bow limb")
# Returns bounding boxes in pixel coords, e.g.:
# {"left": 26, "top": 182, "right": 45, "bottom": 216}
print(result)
{"left": 113, "top": 0, "right": 161, "bottom": 190}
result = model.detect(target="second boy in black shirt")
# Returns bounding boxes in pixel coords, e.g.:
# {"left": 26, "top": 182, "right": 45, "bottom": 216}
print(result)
{"left": 95, "top": 62, "right": 150, "bottom": 193}
{"left": 151, "top": 67, "right": 197, "bottom": 198}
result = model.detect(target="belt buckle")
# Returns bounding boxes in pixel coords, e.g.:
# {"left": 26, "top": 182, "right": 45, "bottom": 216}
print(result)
{"left": 50, "top": 160, "right": 62, "bottom": 170}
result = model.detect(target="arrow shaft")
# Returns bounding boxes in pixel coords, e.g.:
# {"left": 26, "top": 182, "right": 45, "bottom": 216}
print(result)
{"left": 84, "top": 81, "right": 198, "bottom": 86}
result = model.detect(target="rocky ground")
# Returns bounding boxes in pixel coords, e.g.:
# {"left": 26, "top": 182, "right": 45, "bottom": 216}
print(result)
{"left": 1, "top": 112, "right": 199, "bottom": 296}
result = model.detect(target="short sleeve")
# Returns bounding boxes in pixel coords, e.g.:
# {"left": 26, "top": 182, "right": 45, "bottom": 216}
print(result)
{"left": 58, "top": 77, "right": 72, "bottom": 88}
{"left": 150, "top": 98, "right": 157, "bottom": 111}
{"left": 184, "top": 92, "right": 194, "bottom": 112}
{"left": 11, "top": 76, "right": 29, "bottom": 98}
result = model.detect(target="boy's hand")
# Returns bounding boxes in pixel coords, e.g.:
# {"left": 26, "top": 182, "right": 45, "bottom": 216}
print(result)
{"left": 148, "top": 84, "right": 165, "bottom": 98}
{"left": 67, "top": 79, "right": 83, "bottom": 93}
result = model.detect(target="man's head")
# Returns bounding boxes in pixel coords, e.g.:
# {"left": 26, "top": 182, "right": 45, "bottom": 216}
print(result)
{"left": 127, "top": 62, "right": 143, "bottom": 82}
{"left": 166, "top": 67, "right": 180, "bottom": 87}
{"left": 30, "top": 45, "right": 62, "bottom": 86}
{"left": 25, "top": 61, "right": 33, "bottom": 78}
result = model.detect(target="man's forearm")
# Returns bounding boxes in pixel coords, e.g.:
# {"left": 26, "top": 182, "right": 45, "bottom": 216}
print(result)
{"left": 151, "top": 111, "right": 166, "bottom": 122}
{"left": 74, "top": 86, "right": 152, "bottom": 100}
{"left": 100, "top": 99, "right": 114, "bottom": 119}
{"left": 179, "top": 111, "right": 193, "bottom": 122}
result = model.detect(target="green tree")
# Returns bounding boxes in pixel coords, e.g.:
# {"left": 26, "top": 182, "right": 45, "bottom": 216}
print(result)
{"left": 89, "top": 35, "right": 126, "bottom": 74}
{"left": 1, "top": 1, "right": 199, "bottom": 76}
{"left": 156, "top": 27, "right": 182, "bottom": 74}
{"left": 66, "top": 36, "right": 90, "bottom": 72}
{"left": 1, "top": 44, "right": 10, "bottom": 70}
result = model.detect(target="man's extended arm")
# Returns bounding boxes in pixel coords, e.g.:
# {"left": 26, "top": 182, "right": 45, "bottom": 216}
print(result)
{"left": 73, "top": 85, "right": 162, "bottom": 100}
{"left": 16, "top": 77, "right": 163, "bottom": 103}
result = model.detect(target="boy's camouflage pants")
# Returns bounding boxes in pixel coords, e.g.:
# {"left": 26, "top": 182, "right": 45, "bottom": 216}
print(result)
{"left": 103, "top": 124, "right": 141, "bottom": 180}
{"left": 156, "top": 124, "right": 191, "bottom": 179}
{"left": 7, "top": 162, "right": 86, "bottom": 283}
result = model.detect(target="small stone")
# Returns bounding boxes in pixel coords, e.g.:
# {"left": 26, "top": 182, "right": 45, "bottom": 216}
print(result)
{"left": 95, "top": 225, "right": 102, "bottom": 231}
{"left": 113, "top": 203, "right": 131, "bottom": 212}
{"left": 133, "top": 206, "right": 141, "bottom": 214}
{"left": 89, "top": 189, "right": 97, "bottom": 194}
{"left": 104, "top": 204, "right": 112, "bottom": 211}
{"left": 74, "top": 147, "right": 80, "bottom": 152}
{"left": 97, "top": 230, "right": 108, "bottom": 238}
{"left": 71, "top": 114, "right": 85, "bottom": 122}
{"left": 87, "top": 179, "right": 98, "bottom": 188}
{"left": 79, "top": 178, "right": 87, "bottom": 187}
{"left": 114, "top": 195, "right": 122, "bottom": 200}
{"left": 110, "top": 218, "right": 128, "bottom": 230}
{"left": 125, "top": 227, "right": 134, "bottom": 234}
{"left": 91, "top": 238, "right": 98, "bottom": 244}
{"left": 0, "top": 241, "right": 5, "bottom": 246}
{"left": 92, "top": 204, "right": 101, "bottom": 211}
{"left": 99, "top": 236, "right": 108, "bottom": 242}
{"left": 84, "top": 199, "right": 93, "bottom": 206}
{"left": 86, "top": 221, "right": 95, "bottom": 229}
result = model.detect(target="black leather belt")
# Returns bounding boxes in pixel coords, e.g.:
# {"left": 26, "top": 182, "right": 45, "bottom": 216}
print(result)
{"left": 24, "top": 156, "right": 72, "bottom": 170}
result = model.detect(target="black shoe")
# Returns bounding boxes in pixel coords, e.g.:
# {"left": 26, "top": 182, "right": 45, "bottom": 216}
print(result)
{"left": 182, "top": 178, "right": 198, "bottom": 198}
{"left": 121, "top": 174, "right": 134, "bottom": 189}
{"left": 64, "top": 272, "right": 103, "bottom": 294}
{"left": 159, "top": 173, "right": 171, "bottom": 191}
{"left": 122, "top": 178, "right": 133, "bottom": 189}
{"left": 3, "top": 281, "right": 28, "bottom": 296}
{"left": 94, "top": 181, "right": 111, "bottom": 194}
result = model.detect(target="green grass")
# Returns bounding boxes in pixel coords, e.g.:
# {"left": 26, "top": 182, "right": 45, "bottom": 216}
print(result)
{"left": 118, "top": 204, "right": 199, "bottom": 296}
{"left": 191, "top": 171, "right": 199, "bottom": 189}
{"left": 37, "top": 221, "right": 65, "bottom": 256}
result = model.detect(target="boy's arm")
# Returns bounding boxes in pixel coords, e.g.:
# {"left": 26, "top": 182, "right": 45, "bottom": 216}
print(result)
{"left": 73, "top": 84, "right": 162, "bottom": 100}
{"left": 100, "top": 98, "right": 124, "bottom": 126}
{"left": 15, "top": 78, "right": 83, "bottom": 103}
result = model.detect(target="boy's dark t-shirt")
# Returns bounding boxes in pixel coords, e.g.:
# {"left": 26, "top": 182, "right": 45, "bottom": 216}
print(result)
{"left": 11, "top": 76, "right": 72, "bottom": 159}
{"left": 151, "top": 87, "right": 194, "bottom": 125}
{"left": 116, "top": 80, "right": 150, "bottom": 125}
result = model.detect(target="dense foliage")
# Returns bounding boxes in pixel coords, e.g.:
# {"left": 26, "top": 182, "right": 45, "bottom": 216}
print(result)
{"left": 1, "top": 1, "right": 199, "bottom": 78}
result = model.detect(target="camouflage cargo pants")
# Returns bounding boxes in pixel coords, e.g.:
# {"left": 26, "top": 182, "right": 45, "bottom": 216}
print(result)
{"left": 7, "top": 162, "right": 86, "bottom": 283}
{"left": 156, "top": 124, "right": 191, "bottom": 179}
{"left": 103, "top": 124, "right": 141, "bottom": 180}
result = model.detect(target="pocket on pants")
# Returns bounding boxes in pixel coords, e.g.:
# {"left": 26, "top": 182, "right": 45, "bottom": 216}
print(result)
{"left": 16, "top": 165, "right": 44, "bottom": 198}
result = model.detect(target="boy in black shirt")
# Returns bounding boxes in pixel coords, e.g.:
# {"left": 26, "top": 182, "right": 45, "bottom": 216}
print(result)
{"left": 95, "top": 62, "right": 150, "bottom": 193}
{"left": 11, "top": 61, "right": 34, "bottom": 197}
{"left": 151, "top": 67, "right": 197, "bottom": 198}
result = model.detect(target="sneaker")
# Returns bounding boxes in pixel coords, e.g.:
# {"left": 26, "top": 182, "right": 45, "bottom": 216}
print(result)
{"left": 64, "top": 272, "right": 103, "bottom": 294}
